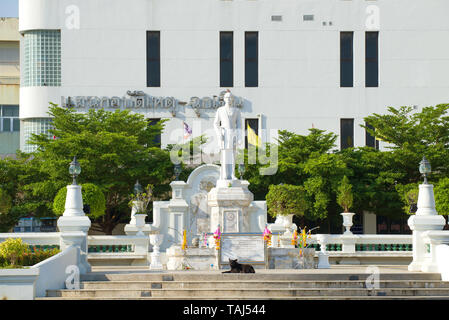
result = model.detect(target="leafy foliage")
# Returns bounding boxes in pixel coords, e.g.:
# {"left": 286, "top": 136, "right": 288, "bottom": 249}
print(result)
{"left": 0, "top": 238, "right": 31, "bottom": 267}
{"left": 337, "top": 176, "right": 353, "bottom": 213}
{"left": 266, "top": 184, "right": 308, "bottom": 218}
{"left": 0, "top": 187, "right": 12, "bottom": 215}
{"left": 0, "top": 105, "right": 174, "bottom": 234}
{"left": 435, "top": 178, "right": 449, "bottom": 216}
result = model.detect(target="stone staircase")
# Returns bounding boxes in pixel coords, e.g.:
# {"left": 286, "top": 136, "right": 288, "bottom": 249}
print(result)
{"left": 38, "top": 268, "right": 449, "bottom": 300}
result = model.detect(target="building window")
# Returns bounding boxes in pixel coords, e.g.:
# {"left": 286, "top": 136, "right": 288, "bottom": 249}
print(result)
{"left": 365, "top": 122, "right": 379, "bottom": 149}
{"left": 147, "top": 31, "right": 161, "bottom": 87}
{"left": 23, "top": 30, "right": 61, "bottom": 87}
{"left": 245, "top": 32, "right": 258, "bottom": 87}
{"left": 220, "top": 31, "right": 233, "bottom": 87}
{"left": 0, "top": 105, "right": 19, "bottom": 132}
{"left": 245, "top": 118, "right": 259, "bottom": 149}
{"left": 148, "top": 118, "right": 161, "bottom": 146}
{"left": 340, "top": 32, "right": 353, "bottom": 87}
{"left": 340, "top": 118, "right": 354, "bottom": 150}
{"left": 22, "top": 118, "right": 53, "bottom": 153}
{"left": 366, "top": 31, "right": 379, "bottom": 87}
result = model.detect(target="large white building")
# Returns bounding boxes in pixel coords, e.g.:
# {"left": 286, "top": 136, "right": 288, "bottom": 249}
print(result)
{"left": 18, "top": 0, "right": 449, "bottom": 154}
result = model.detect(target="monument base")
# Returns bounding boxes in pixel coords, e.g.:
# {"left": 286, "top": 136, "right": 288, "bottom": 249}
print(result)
{"left": 208, "top": 180, "right": 254, "bottom": 233}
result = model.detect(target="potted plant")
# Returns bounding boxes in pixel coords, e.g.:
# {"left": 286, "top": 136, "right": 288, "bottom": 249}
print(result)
{"left": 129, "top": 182, "right": 153, "bottom": 236}
{"left": 337, "top": 176, "right": 355, "bottom": 235}
{"left": 266, "top": 184, "right": 308, "bottom": 229}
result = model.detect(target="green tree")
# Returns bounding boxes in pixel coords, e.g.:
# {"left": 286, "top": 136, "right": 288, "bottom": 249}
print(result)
{"left": 364, "top": 104, "right": 449, "bottom": 183}
{"left": 0, "top": 152, "right": 53, "bottom": 232}
{"left": 25, "top": 105, "right": 174, "bottom": 234}
{"left": 0, "top": 187, "right": 12, "bottom": 215}
{"left": 435, "top": 178, "right": 449, "bottom": 225}
{"left": 338, "top": 147, "right": 404, "bottom": 219}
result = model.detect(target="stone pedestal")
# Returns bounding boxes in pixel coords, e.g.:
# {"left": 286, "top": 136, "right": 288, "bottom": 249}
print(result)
{"left": 421, "top": 231, "right": 449, "bottom": 273}
{"left": 408, "top": 184, "right": 446, "bottom": 272}
{"left": 316, "top": 234, "right": 330, "bottom": 269}
{"left": 57, "top": 184, "right": 91, "bottom": 274}
{"left": 207, "top": 179, "right": 253, "bottom": 233}
{"left": 149, "top": 234, "right": 164, "bottom": 270}
{"left": 168, "top": 181, "right": 189, "bottom": 246}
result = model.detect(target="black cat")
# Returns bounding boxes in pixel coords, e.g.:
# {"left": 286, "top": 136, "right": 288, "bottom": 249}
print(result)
{"left": 222, "top": 258, "right": 255, "bottom": 273}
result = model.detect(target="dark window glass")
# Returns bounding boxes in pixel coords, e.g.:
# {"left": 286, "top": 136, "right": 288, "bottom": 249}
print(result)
{"left": 365, "top": 123, "right": 379, "bottom": 149}
{"left": 245, "top": 32, "right": 258, "bottom": 87}
{"left": 340, "top": 119, "right": 354, "bottom": 150}
{"left": 147, "top": 31, "right": 161, "bottom": 87}
{"left": 148, "top": 118, "right": 161, "bottom": 146}
{"left": 220, "top": 32, "right": 233, "bottom": 87}
{"left": 2, "top": 105, "right": 19, "bottom": 117}
{"left": 3, "top": 118, "right": 11, "bottom": 132}
{"left": 245, "top": 118, "right": 259, "bottom": 149}
{"left": 340, "top": 32, "right": 353, "bottom": 87}
{"left": 13, "top": 119, "right": 20, "bottom": 132}
{"left": 366, "top": 32, "right": 379, "bottom": 87}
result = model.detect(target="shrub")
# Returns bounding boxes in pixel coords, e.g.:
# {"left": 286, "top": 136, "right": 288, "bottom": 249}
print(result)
{"left": 19, "top": 247, "right": 60, "bottom": 266}
{"left": 396, "top": 183, "right": 419, "bottom": 215}
{"left": 53, "top": 183, "right": 106, "bottom": 218}
{"left": 337, "top": 176, "right": 353, "bottom": 213}
{"left": 0, "top": 238, "right": 31, "bottom": 267}
{"left": 266, "top": 184, "right": 308, "bottom": 218}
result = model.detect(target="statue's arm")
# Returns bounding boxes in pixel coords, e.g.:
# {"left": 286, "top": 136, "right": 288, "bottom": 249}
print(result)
{"left": 214, "top": 110, "right": 222, "bottom": 141}
{"left": 236, "top": 111, "right": 243, "bottom": 147}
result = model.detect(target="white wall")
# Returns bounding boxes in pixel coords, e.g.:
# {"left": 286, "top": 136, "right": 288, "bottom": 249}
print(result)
{"left": 32, "top": 245, "right": 78, "bottom": 297}
{"left": 18, "top": 0, "right": 449, "bottom": 150}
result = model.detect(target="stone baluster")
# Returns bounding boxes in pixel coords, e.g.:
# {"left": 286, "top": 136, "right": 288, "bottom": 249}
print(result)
{"left": 408, "top": 183, "right": 446, "bottom": 271}
{"left": 57, "top": 184, "right": 91, "bottom": 274}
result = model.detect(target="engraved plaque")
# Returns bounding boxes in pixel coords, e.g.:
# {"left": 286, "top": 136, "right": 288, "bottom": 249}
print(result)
{"left": 220, "top": 233, "right": 266, "bottom": 267}
{"left": 223, "top": 210, "right": 238, "bottom": 233}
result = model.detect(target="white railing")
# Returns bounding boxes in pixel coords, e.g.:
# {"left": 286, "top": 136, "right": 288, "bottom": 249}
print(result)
{"left": 307, "top": 234, "right": 413, "bottom": 256}
{"left": 0, "top": 233, "right": 150, "bottom": 260}
{"left": 87, "top": 235, "right": 150, "bottom": 259}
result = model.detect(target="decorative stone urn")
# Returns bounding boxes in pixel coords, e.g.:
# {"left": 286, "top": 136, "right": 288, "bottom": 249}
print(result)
{"left": 340, "top": 212, "right": 355, "bottom": 235}
{"left": 275, "top": 214, "right": 294, "bottom": 229}
{"left": 149, "top": 234, "right": 164, "bottom": 270}
{"left": 134, "top": 214, "right": 147, "bottom": 236}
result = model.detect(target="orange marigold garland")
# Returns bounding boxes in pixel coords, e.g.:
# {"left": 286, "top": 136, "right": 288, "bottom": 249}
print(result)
{"left": 263, "top": 224, "right": 272, "bottom": 246}
{"left": 291, "top": 229, "right": 298, "bottom": 246}
{"left": 213, "top": 225, "right": 221, "bottom": 250}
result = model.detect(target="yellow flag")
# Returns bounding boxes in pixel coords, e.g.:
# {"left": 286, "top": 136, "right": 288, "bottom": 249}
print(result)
{"left": 182, "top": 230, "right": 187, "bottom": 250}
{"left": 247, "top": 124, "right": 261, "bottom": 147}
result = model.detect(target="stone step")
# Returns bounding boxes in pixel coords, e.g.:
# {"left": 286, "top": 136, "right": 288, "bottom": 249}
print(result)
{"left": 46, "top": 287, "right": 449, "bottom": 298}
{"left": 37, "top": 295, "right": 449, "bottom": 300}
{"left": 79, "top": 280, "right": 449, "bottom": 290}
{"left": 80, "top": 272, "right": 442, "bottom": 282}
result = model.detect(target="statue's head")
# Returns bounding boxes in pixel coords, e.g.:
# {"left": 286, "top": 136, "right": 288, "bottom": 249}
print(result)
{"left": 223, "top": 90, "right": 234, "bottom": 107}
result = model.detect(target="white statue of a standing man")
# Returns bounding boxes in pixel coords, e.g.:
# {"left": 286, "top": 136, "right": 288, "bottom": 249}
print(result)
{"left": 213, "top": 90, "right": 242, "bottom": 180}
